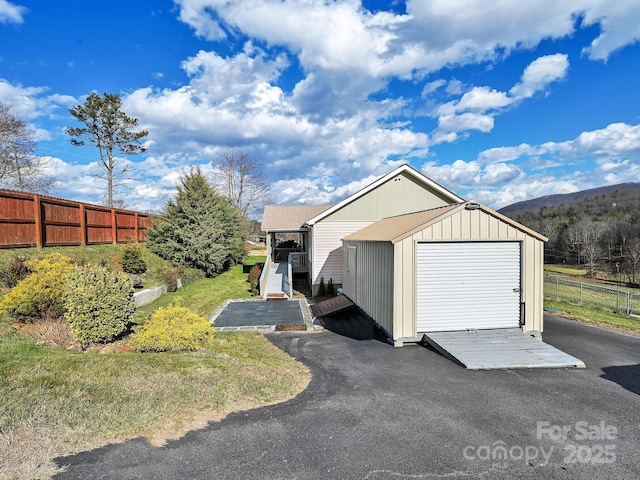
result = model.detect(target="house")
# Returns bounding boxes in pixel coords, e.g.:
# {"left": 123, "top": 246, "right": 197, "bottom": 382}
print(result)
{"left": 260, "top": 167, "right": 585, "bottom": 368}
{"left": 260, "top": 164, "right": 463, "bottom": 297}
{"left": 342, "top": 201, "right": 548, "bottom": 346}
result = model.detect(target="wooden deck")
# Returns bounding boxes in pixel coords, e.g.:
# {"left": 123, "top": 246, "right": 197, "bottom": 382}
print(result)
{"left": 422, "top": 328, "right": 586, "bottom": 370}
{"left": 310, "top": 295, "right": 356, "bottom": 317}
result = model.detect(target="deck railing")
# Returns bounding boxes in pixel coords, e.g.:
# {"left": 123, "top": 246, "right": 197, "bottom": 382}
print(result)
{"left": 289, "top": 252, "right": 308, "bottom": 273}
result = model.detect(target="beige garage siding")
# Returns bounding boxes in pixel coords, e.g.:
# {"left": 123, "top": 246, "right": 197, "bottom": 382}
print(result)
{"left": 393, "top": 208, "right": 544, "bottom": 338}
{"left": 343, "top": 240, "right": 394, "bottom": 334}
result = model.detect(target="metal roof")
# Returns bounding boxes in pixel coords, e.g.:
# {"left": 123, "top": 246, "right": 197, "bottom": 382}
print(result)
{"left": 343, "top": 202, "right": 548, "bottom": 243}
{"left": 261, "top": 204, "right": 331, "bottom": 231}
{"left": 343, "top": 204, "right": 460, "bottom": 243}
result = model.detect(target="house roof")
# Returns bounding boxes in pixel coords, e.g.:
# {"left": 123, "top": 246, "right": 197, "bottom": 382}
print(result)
{"left": 306, "top": 164, "right": 465, "bottom": 226}
{"left": 343, "top": 201, "right": 548, "bottom": 243}
{"left": 261, "top": 204, "right": 331, "bottom": 231}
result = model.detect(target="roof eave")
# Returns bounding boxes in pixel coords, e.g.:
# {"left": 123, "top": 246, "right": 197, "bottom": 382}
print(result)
{"left": 306, "top": 164, "right": 464, "bottom": 226}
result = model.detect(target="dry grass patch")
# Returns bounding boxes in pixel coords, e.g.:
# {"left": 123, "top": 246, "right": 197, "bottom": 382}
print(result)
{"left": 0, "top": 332, "right": 310, "bottom": 480}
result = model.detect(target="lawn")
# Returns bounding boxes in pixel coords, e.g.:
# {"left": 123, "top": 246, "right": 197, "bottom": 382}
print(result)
{"left": 544, "top": 299, "right": 640, "bottom": 334}
{"left": 0, "top": 253, "right": 307, "bottom": 480}
{"left": 132, "top": 256, "right": 265, "bottom": 323}
{"left": 544, "top": 263, "right": 588, "bottom": 276}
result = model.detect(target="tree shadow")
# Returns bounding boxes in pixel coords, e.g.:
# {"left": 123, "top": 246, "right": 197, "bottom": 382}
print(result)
{"left": 600, "top": 364, "right": 640, "bottom": 395}
{"left": 318, "top": 309, "right": 390, "bottom": 343}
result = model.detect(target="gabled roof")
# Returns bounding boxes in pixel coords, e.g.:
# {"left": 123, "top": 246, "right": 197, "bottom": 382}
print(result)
{"left": 343, "top": 201, "right": 548, "bottom": 243}
{"left": 306, "top": 164, "right": 464, "bottom": 226}
{"left": 262, "top": 204, "right": 331, "bottom": 232}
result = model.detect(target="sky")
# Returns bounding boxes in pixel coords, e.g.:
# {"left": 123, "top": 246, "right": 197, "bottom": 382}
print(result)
{"left": 1, "top": 0, "right": 640, "bottom": 215}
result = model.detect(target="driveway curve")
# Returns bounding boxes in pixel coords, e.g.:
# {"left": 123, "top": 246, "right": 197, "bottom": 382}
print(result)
{"left": 55, "top": 316, "right": 640, "bottom": 479}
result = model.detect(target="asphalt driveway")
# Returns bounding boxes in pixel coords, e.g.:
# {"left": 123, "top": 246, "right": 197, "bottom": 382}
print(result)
{"left": 55, "top": 316, "right": 640, "bottom": 479}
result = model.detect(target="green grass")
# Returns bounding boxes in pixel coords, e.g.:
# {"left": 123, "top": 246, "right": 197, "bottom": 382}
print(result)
{"left": 0, "top": 253, "right": 305, "bottom": 480}
{"left": 544, "top": 264, "right": 588, "bottom": 276}
{"left": 544, "top": 299, "right": 640, "bottom": 333}
{"left": 0, "top": 330, "right": 309, "bottom": 479}
{"left": 543, "top": 277, "right": 640, "bottom": 316}
{"left": 132, "top": 256, "right": 265, "bottom": 323}
{"left": 0, "top": 244, "right": 177, "bottom": 290}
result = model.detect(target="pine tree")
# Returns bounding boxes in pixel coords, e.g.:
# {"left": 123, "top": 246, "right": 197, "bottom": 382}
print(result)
{"left": 147, "top": 167, "right": 247, "bottom": 276}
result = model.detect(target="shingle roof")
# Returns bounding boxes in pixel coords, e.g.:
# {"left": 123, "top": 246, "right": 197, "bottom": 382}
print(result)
{"left": 262, "top": 204, "right": 332, "bottom": 231}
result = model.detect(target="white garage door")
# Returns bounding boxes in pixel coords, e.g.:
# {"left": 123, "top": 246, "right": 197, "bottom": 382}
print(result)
{"left": 416, "top": 242, "right": 521, "bottom": 333}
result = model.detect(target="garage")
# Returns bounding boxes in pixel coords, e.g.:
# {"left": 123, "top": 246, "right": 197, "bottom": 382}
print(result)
{"left": 416, "top": 241, "right": 522, "bottom": 333}
{"left": 342, "top": 201, "right": 548, "bottom": 346}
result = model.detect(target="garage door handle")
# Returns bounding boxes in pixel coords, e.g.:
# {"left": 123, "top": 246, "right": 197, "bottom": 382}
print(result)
{"left": 513, "top": 288, "right": 521, "bottom": 293}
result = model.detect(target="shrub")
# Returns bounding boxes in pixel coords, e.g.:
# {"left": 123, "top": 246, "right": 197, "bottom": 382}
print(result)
{"left": 129, "top": 304, "right": 213, "bottom": 352}
{"left": 120, "top": 243, "right": 147, "bottom": 274}
{"left": 0, "top": 253, "right": 74, "bottom": 320}
{"left": 0, "top": 256, "right": 31, "bottom": 288}
{"left": 248, "top": 262, "right": 264, "bottom": 295}
{"left": 177, "top": 265, "right": 205, "bottom": 286}
{"left": 327, "top": 278, "right": 336, "bottom": 296}
{"left": 163, "top": 269, "right": 179, "bottom": 292}
{"left": 317, "top": 277, "right": 327, "bottom": 297}
{"left": 63, "top": 264, "right": 135, "bottom": 347}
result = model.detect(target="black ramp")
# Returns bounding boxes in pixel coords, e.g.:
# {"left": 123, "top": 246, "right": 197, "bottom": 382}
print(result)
{"left": 213, "top": 300, "right": 304, "bottom": 328}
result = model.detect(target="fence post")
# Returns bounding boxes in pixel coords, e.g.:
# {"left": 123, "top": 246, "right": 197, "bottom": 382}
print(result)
{"left": 79, "top": 204, "right": 87, "bottom": 246}
{"left": 555, "top": 277, "right": 559, "bottom": 301}
{"left": 580, "top": 282, "right": 583, "bottom": 306}
{"left": 33, "top": 194, "right": 43, "bottom": 249}
{"left": 627, "top": 291, "right": 631, "bottom": 315}
{"left": 111, "top": 209, "right": 117, "bottom": 244}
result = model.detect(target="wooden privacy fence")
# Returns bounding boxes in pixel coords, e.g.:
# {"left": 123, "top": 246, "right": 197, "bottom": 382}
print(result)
{"left": 0, "top": 189, "right": 154, "bottom": 249}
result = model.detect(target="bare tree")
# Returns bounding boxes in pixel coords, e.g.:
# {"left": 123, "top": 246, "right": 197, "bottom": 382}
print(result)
{"left": 626, "top": 239, "right": 640, "bottom": 285}
{"left": 565, "top": 223, "right": 583, "bottom": 265}
{"left": 66, "top": 92, "right": 148, "bottom": 207}
{"left": 210, "top": 148, "right": 271, "bottom": 223}
{"left": 582, "top": 242, "right": 603, "bottom": 277}
{"left": 0, "top": 101, "right": 55, "bottom": 192}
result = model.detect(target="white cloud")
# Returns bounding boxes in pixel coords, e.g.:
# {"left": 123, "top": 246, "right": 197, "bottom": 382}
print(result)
{"left": 479, "top": 123, "right": 640, "bottom": 164}
{"left": 0, "top": 80, "right": 76, "bottom": 120}
{"left": 437, "top": 112, "right": 494, "bottom": 134}
{"left": 581, "top": 0, "right": 640, "bottom": 60}
{"left": 0, "top": 0, "right": 26, "bottom": 24}
{"left": 472, "top": 178, "right": 581, "bottom": 209}
{"left": 175, "top": 1, "right": 640, "bottom": 80}
{"left": 431, "top": 54, "right": 568, "bottom": 140}
{"left": 421, "top": 121, "right": 640, "bottom": 209}
{"left": 421, "top": 79, "right": 445, "bottom": 97}
{"left": 510, "top": 54, "right": 569, "bottom": 98}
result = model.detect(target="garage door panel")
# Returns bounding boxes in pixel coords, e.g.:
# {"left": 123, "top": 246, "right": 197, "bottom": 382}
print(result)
{"left": 416, "top": 242, "right": 521, "bottom": 332}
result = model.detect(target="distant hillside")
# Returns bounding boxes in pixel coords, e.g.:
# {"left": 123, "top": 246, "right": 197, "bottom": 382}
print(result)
{"left": 498, "top": 183, "right": 640, "bottom": 217}
{"left": 498, "top": 182, "right": 640, "bottom": 267}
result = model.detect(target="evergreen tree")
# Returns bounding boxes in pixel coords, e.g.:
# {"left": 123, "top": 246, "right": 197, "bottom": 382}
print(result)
{"left": 66, "top": 93, "right": 148, "bottom": 207}
{"left": 147, "top": 167, "right": 246, "bottom": 276}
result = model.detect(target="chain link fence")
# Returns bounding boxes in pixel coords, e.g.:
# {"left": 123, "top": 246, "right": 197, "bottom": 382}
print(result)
{"left": 544, "top": 276, "right": 640, "bottom": 316}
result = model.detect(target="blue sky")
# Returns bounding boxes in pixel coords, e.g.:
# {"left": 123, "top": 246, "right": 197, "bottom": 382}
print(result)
{"left": 1, "top": 0, "right": 639, "bottom": 214}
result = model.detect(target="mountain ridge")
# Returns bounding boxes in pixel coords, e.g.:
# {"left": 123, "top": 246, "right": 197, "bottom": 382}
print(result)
{"left": 498, "top": 183, "right": 640, "bottom": 216}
